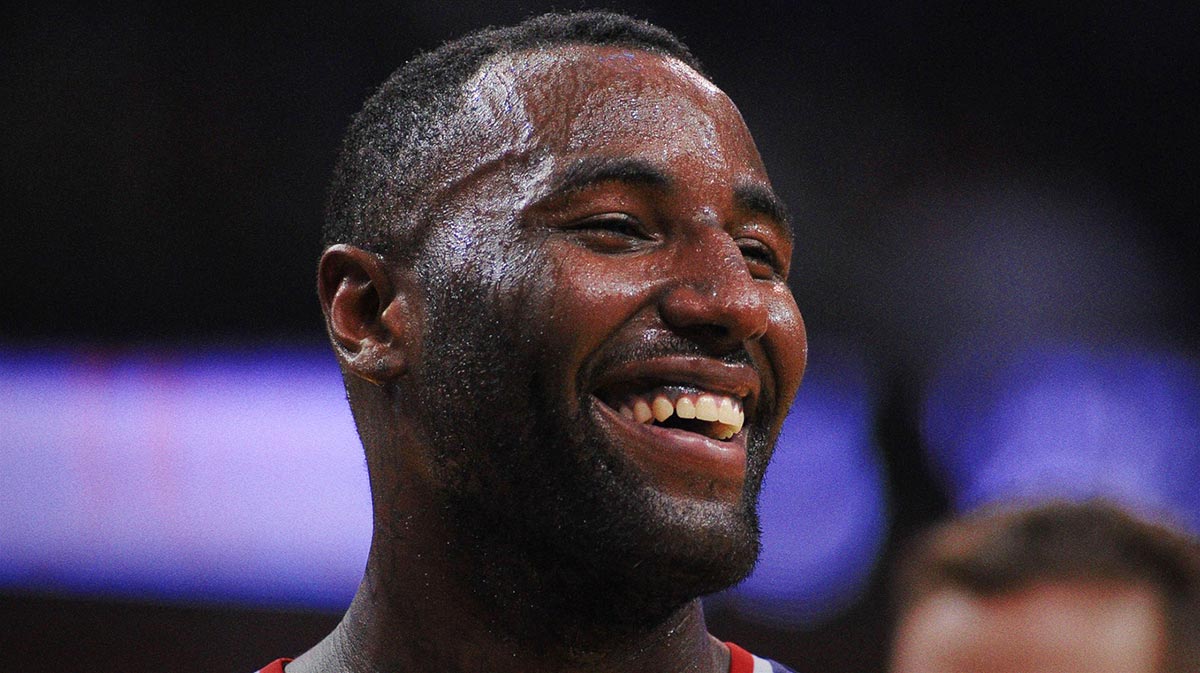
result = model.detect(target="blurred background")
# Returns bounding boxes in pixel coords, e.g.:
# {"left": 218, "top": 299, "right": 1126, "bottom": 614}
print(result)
{"left": 2, "top": 2, "right": 1198, "bottom": 672}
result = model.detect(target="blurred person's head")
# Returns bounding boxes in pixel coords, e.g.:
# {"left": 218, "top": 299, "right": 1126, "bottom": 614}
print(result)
{"left": 890, "top": 501, "right": 1200, "bottom": 673}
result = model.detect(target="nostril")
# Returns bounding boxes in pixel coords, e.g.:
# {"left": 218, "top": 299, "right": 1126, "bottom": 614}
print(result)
{"left": 680, "top": 324, "right": 730, "bottom": 345}
{"left": 659, "top": 280, "right": 768, "bottom": 346}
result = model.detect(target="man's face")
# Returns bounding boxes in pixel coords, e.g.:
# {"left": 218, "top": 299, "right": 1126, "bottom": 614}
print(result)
{"left": 397, "top": 45, "right": 806, "bottom": 617}
{"left": 890, "top": 582, "right": 1166, "bottom": 673}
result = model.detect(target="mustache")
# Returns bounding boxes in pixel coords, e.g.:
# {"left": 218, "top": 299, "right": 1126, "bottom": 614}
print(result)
{"left": 593, "top": 330, "right": 756, "bottom": 371}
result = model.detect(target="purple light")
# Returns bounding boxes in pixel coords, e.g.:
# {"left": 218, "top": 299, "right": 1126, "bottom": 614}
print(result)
{"left": 922, "top": 345, "right": 1200, "bottom": 533}
{"left": 0, "top": 346, "right": 370, "bottom": 607}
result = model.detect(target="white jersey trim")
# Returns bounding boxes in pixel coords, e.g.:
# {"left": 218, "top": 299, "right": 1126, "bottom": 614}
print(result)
{"left": 751, "top": 654, "right": 774, "bottom": 673}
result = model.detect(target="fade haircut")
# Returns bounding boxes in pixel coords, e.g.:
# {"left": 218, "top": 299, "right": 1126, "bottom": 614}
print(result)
{"left": 323, "top": 11, "right": 705, "bottom": 258}
{"left": 893, "top": 500, "right": 1200, "bottom": 673}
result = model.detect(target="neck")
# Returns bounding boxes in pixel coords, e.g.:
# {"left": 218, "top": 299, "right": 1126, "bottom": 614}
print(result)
{"left": 287, "top": 511, "right": 730, "bottom": 673}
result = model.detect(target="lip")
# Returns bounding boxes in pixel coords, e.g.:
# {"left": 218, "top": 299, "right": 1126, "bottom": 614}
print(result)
{"left": 590, "top": 394, "right": 749, "bottom": 499}
{"left": 588, "top": 356, "right": 761, "bottom": 500}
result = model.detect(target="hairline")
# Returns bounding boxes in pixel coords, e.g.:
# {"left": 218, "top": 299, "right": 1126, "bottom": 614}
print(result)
{"left": 322, "top": 12, "right": 712, "bottom": 257}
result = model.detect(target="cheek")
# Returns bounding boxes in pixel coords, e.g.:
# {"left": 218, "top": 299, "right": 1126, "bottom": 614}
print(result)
{"left": 765, "top": 287, "right": 807, "bottom": 401}
{"left": 537, "top": 247, "right": 660, "bottom": 355}
{"left": 562, "top": 256, "right": 655, "bottom": 304}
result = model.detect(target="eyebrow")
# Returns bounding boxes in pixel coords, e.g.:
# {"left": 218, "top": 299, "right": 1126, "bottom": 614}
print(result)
{"left": 734, "top": 181, "right": 794, "bottom": 243}
{"left": 548, "top": 156, "right": 672, "bottom": 196}
{"left": 542, "top": 156, "right": 793, "bottom": 242}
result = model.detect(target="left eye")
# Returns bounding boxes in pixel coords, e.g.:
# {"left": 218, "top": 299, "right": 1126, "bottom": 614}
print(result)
{"left": 585, "top": 216, "right": 643, "bottom": 238}
{"left": 738, "top": 240, "right": 781, "bottom": 278}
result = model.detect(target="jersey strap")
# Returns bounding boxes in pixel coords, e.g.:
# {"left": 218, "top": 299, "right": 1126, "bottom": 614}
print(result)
{"left": 726, "top": 641, "right": 798, "bottom": 673}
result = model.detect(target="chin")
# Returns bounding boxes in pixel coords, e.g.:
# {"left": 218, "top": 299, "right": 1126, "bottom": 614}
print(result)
{"left": 570, "top": 502, "right": 761, "bottom": 636}
{"left": 538, "top": 401, "right": 773, "bottom": 584}
{"left": 530, "top": 429, "right": 767, "bottom": 612}
{"left": 623, "top": 481, "right": 762, "bottom": 584}
{"left": 523, "top": 491, "right": 762, "bottom": 639}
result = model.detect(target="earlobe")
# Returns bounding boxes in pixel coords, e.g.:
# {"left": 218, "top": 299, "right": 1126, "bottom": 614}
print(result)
{"left": 317, "top": 244, "right": 417, "bottom": 385}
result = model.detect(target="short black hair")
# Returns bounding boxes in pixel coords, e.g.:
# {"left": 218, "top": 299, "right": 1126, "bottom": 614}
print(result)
{"left": 323, "top": 11, "right": 705, "bottom": 257}
{"left": 893, "top": 500, "right": 1200, "bottom": 673}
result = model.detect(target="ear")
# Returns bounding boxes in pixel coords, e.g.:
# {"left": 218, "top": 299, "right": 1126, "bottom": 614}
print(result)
{"left": 317, "top": 244, "right": 418, "bottom": 385}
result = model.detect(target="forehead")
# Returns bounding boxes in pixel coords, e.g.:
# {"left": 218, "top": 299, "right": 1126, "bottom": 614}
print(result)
{"left": 894, "top": 583, "right": 1165, "bottom": 673}
{"left": 454, "top": 44, "right": 766, "bottom": 179}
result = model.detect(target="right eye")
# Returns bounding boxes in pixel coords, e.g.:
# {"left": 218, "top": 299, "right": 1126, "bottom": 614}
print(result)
{"left": 564, "top": 214, "right": 652, "bottom": 252}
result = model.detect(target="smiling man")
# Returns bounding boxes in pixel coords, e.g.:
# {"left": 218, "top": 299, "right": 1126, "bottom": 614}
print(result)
{"left": 264, "top": 11, "right": 807, "bottom": 673}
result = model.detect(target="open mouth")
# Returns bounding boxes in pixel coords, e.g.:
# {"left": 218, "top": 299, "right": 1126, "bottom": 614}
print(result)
{"left": 588, "top": 359, "right": 759, "bottom": 495}
{"left": 596, "top": 385, "right": 746, "bottom": 441}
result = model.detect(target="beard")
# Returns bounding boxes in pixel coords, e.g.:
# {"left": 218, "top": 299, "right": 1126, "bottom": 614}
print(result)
{"left": 399, "top": 255, "right": 775, "bottom": 643}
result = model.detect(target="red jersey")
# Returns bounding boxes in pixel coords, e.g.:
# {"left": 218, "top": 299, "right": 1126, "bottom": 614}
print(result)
{"left": 258, "top": 642, "right": 796, "bottom": 673}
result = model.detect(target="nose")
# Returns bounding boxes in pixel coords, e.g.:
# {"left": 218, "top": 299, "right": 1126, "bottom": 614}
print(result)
{"left": 658, "top": 230, "right": 770, "bottom": 351}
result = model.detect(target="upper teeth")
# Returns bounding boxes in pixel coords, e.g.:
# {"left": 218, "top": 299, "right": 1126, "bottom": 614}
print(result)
{"left": 617, "top": 390, "right": 745, "bottom": 440}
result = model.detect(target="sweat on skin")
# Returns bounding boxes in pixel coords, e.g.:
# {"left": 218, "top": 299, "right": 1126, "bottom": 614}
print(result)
{"left": 290, "top": 40, "right": 806, "bottom": 673}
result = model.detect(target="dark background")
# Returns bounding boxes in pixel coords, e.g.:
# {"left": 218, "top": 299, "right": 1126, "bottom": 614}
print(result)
{"left": 3, "top": 2, "right": 1197, "bottom": 671}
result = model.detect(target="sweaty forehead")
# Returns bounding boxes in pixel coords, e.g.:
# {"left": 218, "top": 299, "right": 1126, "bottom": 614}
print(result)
{"left": 462, "top": 44, "right": 763, "bottom": 168}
